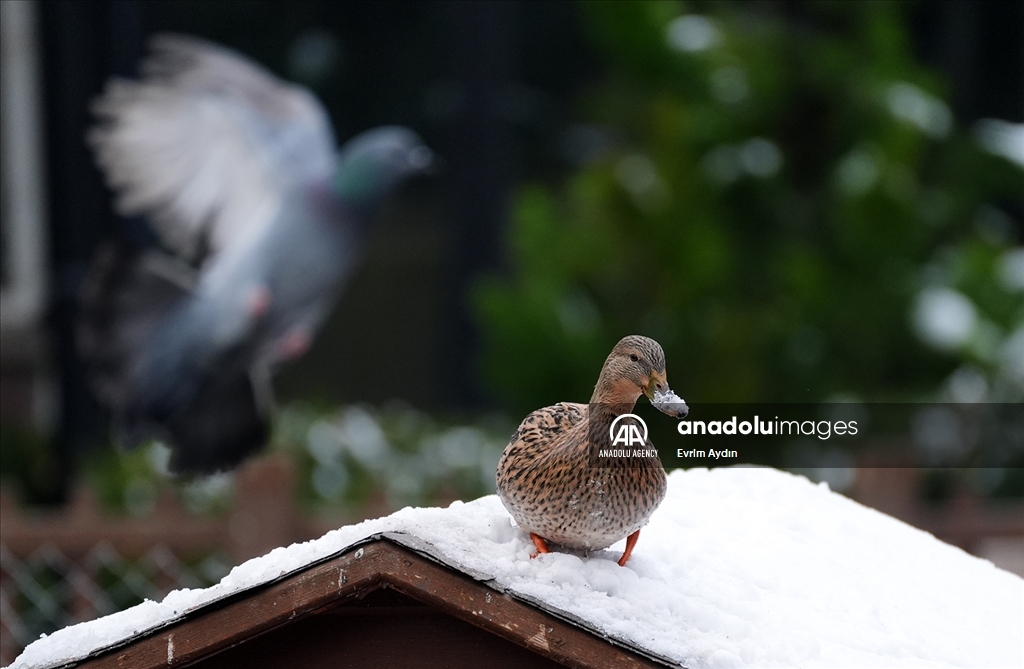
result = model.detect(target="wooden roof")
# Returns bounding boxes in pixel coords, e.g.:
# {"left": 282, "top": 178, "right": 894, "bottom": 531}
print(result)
{"left": 72, "top": 534, "right": 675, "bottom": 669}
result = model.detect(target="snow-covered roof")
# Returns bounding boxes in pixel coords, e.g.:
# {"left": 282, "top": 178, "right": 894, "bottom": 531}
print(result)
{"left": 10, "top": 467, "right": 1023, "bottom": 669}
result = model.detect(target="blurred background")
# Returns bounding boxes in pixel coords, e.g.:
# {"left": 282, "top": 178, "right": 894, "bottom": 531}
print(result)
{"left": 1, "top": 0, "right": 1022, "bottom": 662}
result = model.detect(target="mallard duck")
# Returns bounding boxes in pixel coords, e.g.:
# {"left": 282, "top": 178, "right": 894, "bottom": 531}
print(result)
{"left": 496, "top": 335, "right": 688, "bottom": 566}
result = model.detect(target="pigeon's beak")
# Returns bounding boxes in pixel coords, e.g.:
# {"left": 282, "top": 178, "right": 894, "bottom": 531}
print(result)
{"left": 645, "top": 373, "right": 689, "bottom": 418}
{"left": 409, "top": 146, "right": 439, "bottom": 175}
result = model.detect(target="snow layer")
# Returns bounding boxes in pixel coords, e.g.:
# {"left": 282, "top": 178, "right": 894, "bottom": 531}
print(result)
{"left": 652, "top": 388, "right": 688, "bottom": 414}
{"left": 10, "top": 467, "right": 1023, "bottom": 669}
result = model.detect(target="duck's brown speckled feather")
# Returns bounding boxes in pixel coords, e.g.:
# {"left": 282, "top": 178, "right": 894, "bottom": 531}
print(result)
{"left": 496, "top": 401, "right": 667, "bottom": 551}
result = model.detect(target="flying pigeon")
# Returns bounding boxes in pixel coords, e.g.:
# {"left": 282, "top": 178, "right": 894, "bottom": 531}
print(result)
{"left": 78, "top": 34, "right": 434, "bottom": 474}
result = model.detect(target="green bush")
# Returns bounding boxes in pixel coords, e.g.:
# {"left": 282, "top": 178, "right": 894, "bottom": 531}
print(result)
{"left": 475, "top": 1, "right": 1023, "bottom": 414}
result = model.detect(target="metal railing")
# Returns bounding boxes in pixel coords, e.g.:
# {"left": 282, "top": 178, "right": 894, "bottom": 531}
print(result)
{"left": 0, "top": 543, "right": 229, "bottom": 663}
{"left": 0, "top": 456, "right": 338, "bottom": 666}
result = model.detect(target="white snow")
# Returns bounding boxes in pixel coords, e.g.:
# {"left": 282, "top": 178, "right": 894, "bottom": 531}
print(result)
{"left": 652, "top": 388, "right": 687, "bottom": 414}
{"left": 10, "top": 467, "right": 1023, "bottom": 669}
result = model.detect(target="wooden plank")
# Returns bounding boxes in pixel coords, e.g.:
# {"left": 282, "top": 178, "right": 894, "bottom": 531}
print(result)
{"left": 76, "top": 540, "right": 669, "bottom": 669}
{"left": 80, "top": 544, "right": 388, "bottom": 669}
{"left": 189, "top": 590, "right": 567, "bottom": 669}
{"left": 373, "top": 545, "right": 663, "bottom": 669}
{"left": 0, "top": 457, "right": 315, "bottom": 562}
{"left": 0, "top": 491, "right": 229, "bottom": 559}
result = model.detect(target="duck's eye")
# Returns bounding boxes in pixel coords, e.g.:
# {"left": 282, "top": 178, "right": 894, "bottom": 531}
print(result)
{"left": 629, "top": 353, "right": 639, "bottom": 362}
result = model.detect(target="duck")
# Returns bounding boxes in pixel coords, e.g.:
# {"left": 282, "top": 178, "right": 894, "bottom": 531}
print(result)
{"left": 496, "top": 335, "right": 688, "bottom": 566}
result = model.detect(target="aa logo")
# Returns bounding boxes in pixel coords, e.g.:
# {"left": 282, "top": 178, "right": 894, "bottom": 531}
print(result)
{"left": 609, "top": 413, "right": 648, "bottom": 447}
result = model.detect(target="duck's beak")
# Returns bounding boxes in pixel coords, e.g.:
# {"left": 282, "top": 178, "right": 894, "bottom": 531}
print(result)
{"left": 645, "top": 373, "right": 689, "bottom": 418}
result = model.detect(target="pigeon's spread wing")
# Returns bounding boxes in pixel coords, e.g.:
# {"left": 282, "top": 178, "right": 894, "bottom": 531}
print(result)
{"left": 89, "top": 34, "right": 336, "bottom": 261}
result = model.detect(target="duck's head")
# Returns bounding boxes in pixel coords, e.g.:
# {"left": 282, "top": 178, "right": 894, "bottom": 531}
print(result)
{"left": 596, "top": 335, "right": 688, "bottom": 418}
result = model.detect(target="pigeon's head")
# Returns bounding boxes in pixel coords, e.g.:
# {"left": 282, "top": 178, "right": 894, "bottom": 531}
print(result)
{"left": 333, "top": 126, "right": 434, "bottom": 210}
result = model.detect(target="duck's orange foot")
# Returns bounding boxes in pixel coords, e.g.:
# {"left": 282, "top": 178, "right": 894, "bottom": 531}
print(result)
{"left": 617, "top": 529, "right": 640, "bottom": 567}
{"left": 529, "top": 533, "right": 551, "bottom": 559}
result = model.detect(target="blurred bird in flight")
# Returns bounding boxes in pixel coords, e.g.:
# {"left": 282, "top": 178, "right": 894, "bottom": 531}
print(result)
{"left": 79, "top": 34, "right": 434, "bottom": 474}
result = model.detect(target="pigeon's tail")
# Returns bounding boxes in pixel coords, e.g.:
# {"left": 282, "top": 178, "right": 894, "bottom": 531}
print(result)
{"left": 111, "top": 357, "right": 270, "bottom": 475}
{"left": 159, "top": 370, "right": 269, "bottom": 475}
{"left": 78, "top": 243, "right": 270, "bottom": 474}
{"left": 77, "top": 242, "right": 195, "bottom": 413}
